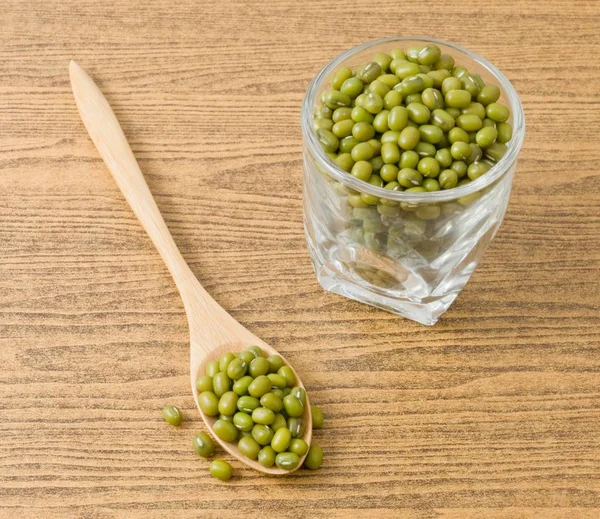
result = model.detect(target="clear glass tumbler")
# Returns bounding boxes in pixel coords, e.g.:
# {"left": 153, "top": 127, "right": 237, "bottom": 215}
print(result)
{"left": 301, "top": 38, "right": 525, "bottom": 325}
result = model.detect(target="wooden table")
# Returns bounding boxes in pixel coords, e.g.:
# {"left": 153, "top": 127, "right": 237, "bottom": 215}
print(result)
{"left": 1, "top": 1, "right": 599, "bottom": 517}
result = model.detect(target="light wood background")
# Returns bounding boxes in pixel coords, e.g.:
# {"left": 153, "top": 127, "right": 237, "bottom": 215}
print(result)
{"left": 1, "top": 1, "right": 599, "bottom": 517}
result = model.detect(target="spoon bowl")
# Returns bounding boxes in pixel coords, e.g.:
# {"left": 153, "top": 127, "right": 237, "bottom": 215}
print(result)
{"left": 194, "top": 341, "right": 311, "bottom": 475}
{"left": 69, "top": 60, "right": 311, "bottom": 475}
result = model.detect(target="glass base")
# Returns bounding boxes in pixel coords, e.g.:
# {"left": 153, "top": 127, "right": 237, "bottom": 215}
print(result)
{"left": 308, "top": 246, "right": 460, "bottom": 326}
{"left": 302, "top": 163, "right": 514, "bottom": 326}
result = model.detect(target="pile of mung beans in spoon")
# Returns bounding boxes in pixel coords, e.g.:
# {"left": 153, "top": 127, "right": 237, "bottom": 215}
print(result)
{"left": 162, "top": 345, "right": 324, "bottom": 481}
{"left": 312, "top": 44, "right": 513, "bottom": 207}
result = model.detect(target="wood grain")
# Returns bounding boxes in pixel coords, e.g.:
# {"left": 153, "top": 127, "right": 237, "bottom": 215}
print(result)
{"left": 1, "top": 0, "right": 599, "bottom": 517}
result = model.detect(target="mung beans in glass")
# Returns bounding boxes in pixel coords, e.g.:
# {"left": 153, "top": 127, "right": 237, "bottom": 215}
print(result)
{"left": 302, "top": 38, "right": 524, "bottom": 325}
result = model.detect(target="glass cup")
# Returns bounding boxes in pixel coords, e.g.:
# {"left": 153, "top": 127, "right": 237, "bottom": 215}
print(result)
{"left": 301, "top": 38, "right": 525, "bottom": 325}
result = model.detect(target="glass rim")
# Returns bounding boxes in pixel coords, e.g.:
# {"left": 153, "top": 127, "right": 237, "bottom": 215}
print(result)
{"left": 301, "top": 37, "right": 525, "bottom": 203}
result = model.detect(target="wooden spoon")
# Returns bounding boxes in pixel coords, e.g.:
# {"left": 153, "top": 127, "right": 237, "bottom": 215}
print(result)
{"left": 69, "top": 60, "right": 311, "bottom": 475}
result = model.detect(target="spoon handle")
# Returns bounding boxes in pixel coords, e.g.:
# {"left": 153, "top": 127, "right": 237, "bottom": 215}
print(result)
{"left": 69, "top": 60, "right": 210, "bottom": 307}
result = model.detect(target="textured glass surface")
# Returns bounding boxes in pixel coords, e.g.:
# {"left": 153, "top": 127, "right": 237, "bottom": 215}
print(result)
{"left": 301, "top": 38, "right": 524, "bottom": 325}
{"left": 304, "top": 148, "right": 517, "bottom": 325}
